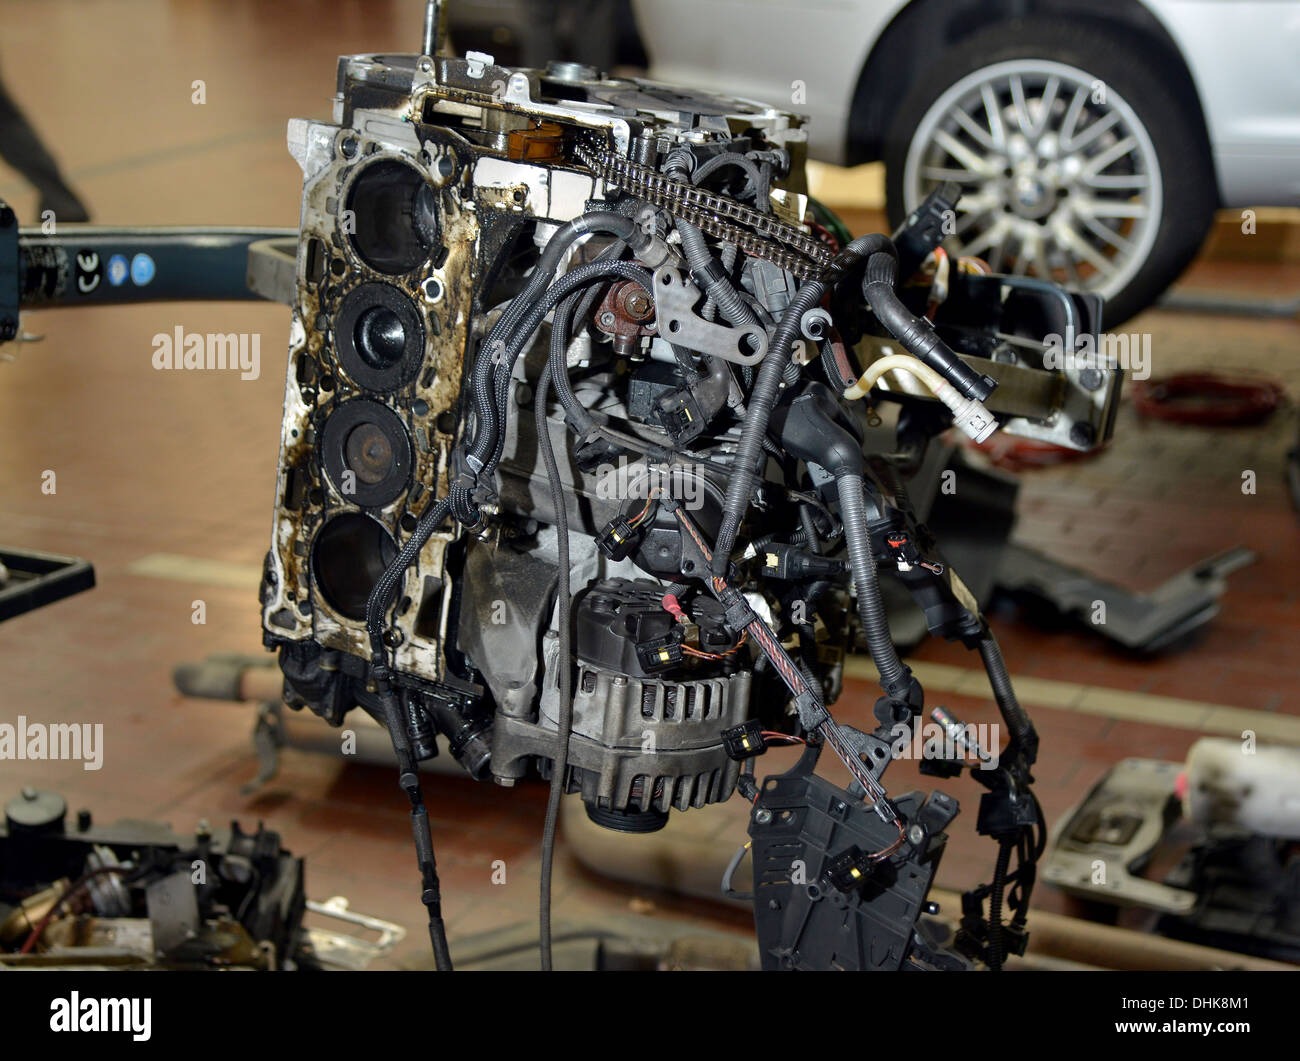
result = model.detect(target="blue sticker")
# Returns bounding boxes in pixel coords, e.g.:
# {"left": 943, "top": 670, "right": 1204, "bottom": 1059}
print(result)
{"left": 107, "top": 254, "right": 128, "bottom": 287}
{"left": 130, "top": 253, "right": 155, "bottom": 286}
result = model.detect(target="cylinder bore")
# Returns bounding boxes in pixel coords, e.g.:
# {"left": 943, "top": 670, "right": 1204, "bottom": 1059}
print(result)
{"left": 311, "top": 512, "right": 399, "bottom": 621}
{"left": 345, "top": 158, "right": 439, "bottom": 275}
{"left": 320, "top": 398, "right": 414, "bottom": 508}
{"left": 334, "top": 282, "right": 425, "bottom": 392}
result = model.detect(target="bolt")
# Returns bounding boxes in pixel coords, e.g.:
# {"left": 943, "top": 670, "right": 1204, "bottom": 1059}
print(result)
{"left": 754, "top": 808, "right": 772, "bottom": 825}
{"left": 1069, "top": 422, "right": 1096, "bottom": 448}
{"left": 908, "top": 824, "right": 925, "bottom": 846}
{"left": 598, "top": 311, "right": 616, "bottom": 328}
{"left": 1079, "top": 367, "right": 1104, "bottom": 391}
{"left": 623, "top": 292, "right": 652, "bottom": 319}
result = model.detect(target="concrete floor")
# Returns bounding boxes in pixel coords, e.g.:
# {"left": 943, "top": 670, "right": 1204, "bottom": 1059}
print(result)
{"left": 1, "top": 1, "right": 1298, "bottom": 969}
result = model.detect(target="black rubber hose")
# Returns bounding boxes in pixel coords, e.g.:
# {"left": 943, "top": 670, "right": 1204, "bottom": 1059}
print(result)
{"left": 664, "top": 150, "right": 764, "bottom": 340}
{"left": 835, "top": 472, "right": 910, "bottom": 698}
{"left": 862, "top": 251, "right": 995, "bottom": 402}
{"left": 541, "top": 261, "right": 655, "bottom": 436}
{"left": 691, "top": 151, "right": 767, "bottom": 203}
{"left": 468, "top": 213, "right": 647, "bottom": 470}
{"left": 987, "top": 839, "right": 1013, "bottom": 972}
{"left": 468, "top": 259, "right": 654, "bottom": 476}
{"left": 712, "top": 233, "right": 895, "bottom": 573}
{"left": 692, "top": 354, "right": 734, "bottom": 423}
{"left": 677, "top": 221, "right": 762, "bottom": 339}
{"left": 365, "top": 494, "right": 454, "bottom": 663}
{"left": 711, "top": 280, "right": 822, "bottom": 573}
{"left": 978, "top": 632, "right": 1037, "bottom": 764}
{"left": 535, "top": 359, "right": 572, "bottom": 972}
{"left": 799, "top": 504, "right": 821, "bottom": 554}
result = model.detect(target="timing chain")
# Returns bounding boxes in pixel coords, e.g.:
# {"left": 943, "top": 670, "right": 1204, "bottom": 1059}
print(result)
{"left": 575, "top": 142, "right": 832, "bottom": 280}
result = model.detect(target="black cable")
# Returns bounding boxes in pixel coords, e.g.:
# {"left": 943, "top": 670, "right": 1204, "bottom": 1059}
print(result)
{"left": 986, "top": 838, "right": 1014, "bottom": 972}
{"left": 721, "top": 841, "right": 754, "bottom": 901}
{"left": 537, "top": 329, "right": 576, "bottom": 972}
{"left": 468, "top": 212, "right": 648, "bottom": 465}
{"left": 862, "top": 249, "right": 995, "bottom": 402}
{"left": 712, "top": 233, "right": 895, "bottom": 573}
{"left": 374, "top": 684, "right": 454, "bottom": 970}
{"left": 799, "top": 503, "right": 821, "bottom": 555}
{"left": 836, "top": 471, "right": 911, "bottom": 699}
{"left": 977, "top": 631, "right": 1038, "bottom": 765}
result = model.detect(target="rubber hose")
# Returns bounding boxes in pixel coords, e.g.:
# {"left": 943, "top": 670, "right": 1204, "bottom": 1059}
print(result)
{"left": 836, "top": 472, "right": 910, "bottom": 698}
{"left": 799, "top": 504, "right": 821, "bottom": 554}
{"left": 469, "top": 213, "right": 646, "bottom": 465}
{"left": 468, "top": 259, "right": 654, "bottom": 472}
{"left": 365, "top": 495, "right": 454, "bottom": 661}
{"left": 711, "top": 279, "right": 824, "bottom": 572}
{"left": 664, "top": 152, "right": 762, "bottom": 338}
{"left": 711, "top": 232, "right": 895, "bottom": 572}
{"left": 978, "top": 633, "right": 1036, "bottom": 760}
{"left": 987, "top": 839, "right": 1013, "bottom": 972}
{"left": 863, "top": 251, "right": 993, "bottom": 402}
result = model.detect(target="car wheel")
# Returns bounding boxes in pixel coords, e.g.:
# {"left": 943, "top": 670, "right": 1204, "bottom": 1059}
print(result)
{"left": 884, "top": 17, "right": 1217, "bottom": 327}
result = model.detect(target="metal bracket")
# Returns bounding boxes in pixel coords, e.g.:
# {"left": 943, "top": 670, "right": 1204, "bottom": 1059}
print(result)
{"left": 652, "top": 266, "right": 768, "bottom": 366}
{"left": 304, "top": 896, "right": 407, "bottom": 969}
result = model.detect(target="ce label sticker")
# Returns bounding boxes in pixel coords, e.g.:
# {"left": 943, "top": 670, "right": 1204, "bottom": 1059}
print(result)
{"left": 75, "top": 249, "right": 102, "bottom": 294}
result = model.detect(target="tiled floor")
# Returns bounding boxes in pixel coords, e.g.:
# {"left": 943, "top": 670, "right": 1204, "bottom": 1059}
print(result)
{"left": 1, "top": 1, "right": 1297, "bottom": 969}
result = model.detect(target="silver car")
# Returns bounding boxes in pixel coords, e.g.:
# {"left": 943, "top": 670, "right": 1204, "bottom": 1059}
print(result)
{"left": 635, "top": 0, "right": 1300, "bottom": 324}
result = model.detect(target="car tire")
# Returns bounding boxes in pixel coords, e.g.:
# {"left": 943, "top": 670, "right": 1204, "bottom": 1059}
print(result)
{"left": 883, "top": 17, "right": 1217, "bottom": 327}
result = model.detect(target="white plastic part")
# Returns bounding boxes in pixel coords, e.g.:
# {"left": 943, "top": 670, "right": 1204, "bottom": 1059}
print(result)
{"left": 935, "top": 383, "right": 998, "bottom": 443}
{"left": 842, "top": 353, "right": 998, "bottom": 442}
{"left": 842, "top": 351, "right": 946, "bottom": 401}
{"left": 1183, "top": 737, "right": 1300, "bottom": 839}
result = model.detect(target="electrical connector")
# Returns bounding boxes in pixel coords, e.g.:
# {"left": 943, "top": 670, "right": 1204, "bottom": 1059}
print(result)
{"left": 882, "top": 530, "right": 923, "bottom": 572}
{"left": 635, "top": 634, "right": 684, "bottom": 673}
{"left": 596, "top": 515, "right": 639, "bottom": 561}
{"left": 717, "top": 586, "right": 757, "bottom": 633}
{"left": 822, "top": 845, "right": 874, "bottom": 893}
{"left": 722, "top": 719, "right": 767, "bottom": 761}
{"left": 654, "top": 386, "right": 708, "bottom": 444}
{"left": 759, "top": 543, "right": 848, "bottom": 580}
